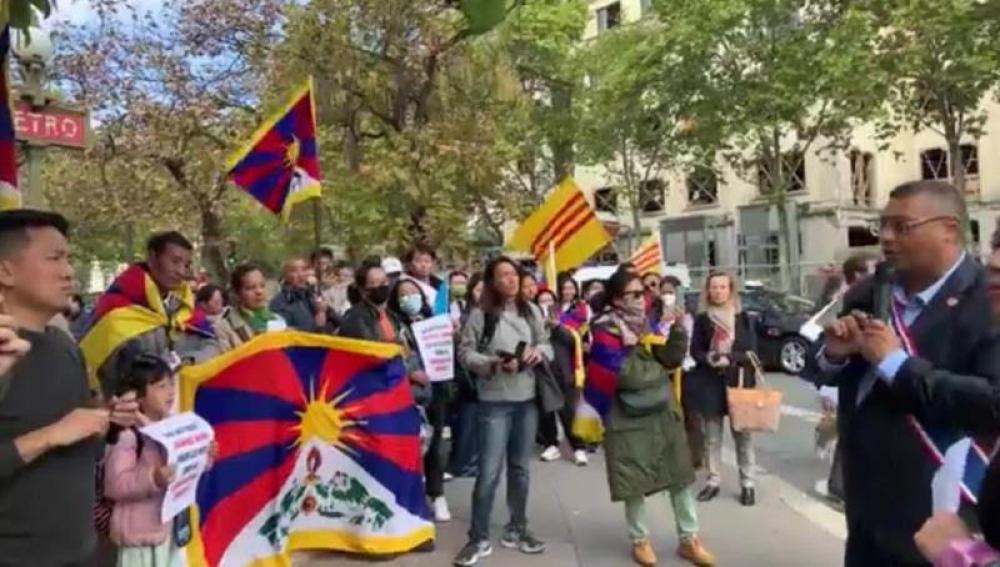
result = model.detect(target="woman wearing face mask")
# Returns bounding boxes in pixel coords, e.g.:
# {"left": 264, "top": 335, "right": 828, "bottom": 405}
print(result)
{"left": 690, "top": 271, "right": 758, "bottom": 506}
{"left": 590, "top": 271, "right": 715, "bottom": 567}
{"left": 387, "top": 279, "right": 454, "bottom": 524}
{"left": 661, "top": 276, "right": 704, "bottom": 470}
{"left": 215, "top": 263, "right": 287, "bottom": 352}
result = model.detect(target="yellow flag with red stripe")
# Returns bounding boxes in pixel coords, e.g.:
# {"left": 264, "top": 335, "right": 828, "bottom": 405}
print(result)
{"left": 629, "top": 236, "right": 663, "bottom": 275}
{"left": 507, "top": 178, "right": 612, "bottom": 272}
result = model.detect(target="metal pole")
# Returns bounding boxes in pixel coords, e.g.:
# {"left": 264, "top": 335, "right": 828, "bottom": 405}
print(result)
{"left": 312, "top": 198, "right": 322, "bottom": 249}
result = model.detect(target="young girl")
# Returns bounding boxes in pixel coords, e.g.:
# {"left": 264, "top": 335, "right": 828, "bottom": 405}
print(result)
{"left": 104, "top": 355, "right": 183, "bottom": 567}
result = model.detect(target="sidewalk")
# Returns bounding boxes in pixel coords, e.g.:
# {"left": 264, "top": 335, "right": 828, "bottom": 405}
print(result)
{"left": 296, "top": 450, "right": 846, "bottom": 566}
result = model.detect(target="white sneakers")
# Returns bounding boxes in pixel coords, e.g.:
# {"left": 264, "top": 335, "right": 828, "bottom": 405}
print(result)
{"left": 573, "top": 449, "right": 589, "bottom": 467}
{"left": 433, "top": 496, "right": 452, "bottom": 523}
{"left": 540, "top": 446, "right": 561, "bottom": 462}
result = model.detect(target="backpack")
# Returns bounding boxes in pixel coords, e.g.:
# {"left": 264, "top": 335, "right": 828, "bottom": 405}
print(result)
{"left": 93, "top": 427, "right": 143, "bottom": 536}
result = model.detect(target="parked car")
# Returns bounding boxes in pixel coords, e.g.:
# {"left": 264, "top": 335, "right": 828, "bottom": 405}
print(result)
{"left": 685, "top": 288, "right": 814, "bottom": 375}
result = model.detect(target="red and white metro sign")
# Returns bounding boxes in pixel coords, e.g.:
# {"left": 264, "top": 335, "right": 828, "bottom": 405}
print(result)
{"left": 13, "top": 101, "right": 89, "bottom": 149}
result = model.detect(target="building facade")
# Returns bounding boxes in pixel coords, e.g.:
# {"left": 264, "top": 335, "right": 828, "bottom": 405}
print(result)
{"left": 579, "top": 0, "right": 1000, "bottom": 293}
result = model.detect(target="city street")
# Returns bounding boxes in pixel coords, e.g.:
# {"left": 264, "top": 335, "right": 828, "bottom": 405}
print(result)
{"left": 298, "top": 373, "right": 848, "bottom": 566}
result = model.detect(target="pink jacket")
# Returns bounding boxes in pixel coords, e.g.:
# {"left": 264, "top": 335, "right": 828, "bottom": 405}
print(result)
{"left": 104, "top": 429, "right": 170, "bottom": 547}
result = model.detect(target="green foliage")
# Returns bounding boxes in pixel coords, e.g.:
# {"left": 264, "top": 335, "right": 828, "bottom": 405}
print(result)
{"left": 6, "top": 0, "right": 55, "bottom": 31}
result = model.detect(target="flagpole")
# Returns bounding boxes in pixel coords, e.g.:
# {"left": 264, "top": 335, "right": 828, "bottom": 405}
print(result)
{"left": 547, "top": 240, "right": 557, "bottom": 288}
{"left": 312, "top": 198, "right": 322, "bottom": 248}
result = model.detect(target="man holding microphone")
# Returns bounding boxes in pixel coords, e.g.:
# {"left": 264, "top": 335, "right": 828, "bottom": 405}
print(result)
{"left": 815, "top": 181, "right": 1000, "bottom": 566}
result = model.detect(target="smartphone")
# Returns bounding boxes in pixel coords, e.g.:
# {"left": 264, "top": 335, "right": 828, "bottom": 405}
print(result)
{"left": 496, "top": 350, "right": 517, "bottom": 361}
{"left": 514, "top": 342, "right": 527, "bottom": 360}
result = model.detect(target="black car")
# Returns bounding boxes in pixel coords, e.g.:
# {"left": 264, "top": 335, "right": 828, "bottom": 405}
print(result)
{"left": 685, "top": 287, "right": 814, "bottom": 375}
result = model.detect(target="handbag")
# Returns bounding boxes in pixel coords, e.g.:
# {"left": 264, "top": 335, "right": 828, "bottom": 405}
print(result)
{"left": 535, "top": 360, "right": 566, "bottom": 414}
{"left": 726, "top": 351, "right": 783, "bottom": 432}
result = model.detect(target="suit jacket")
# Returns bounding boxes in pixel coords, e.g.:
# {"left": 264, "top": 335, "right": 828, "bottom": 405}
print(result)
{"left": 688, "top": 311, "right": 758, "bottom": 417}
{"left": 814, "top": 255, "right": 1000, "bottom": 563}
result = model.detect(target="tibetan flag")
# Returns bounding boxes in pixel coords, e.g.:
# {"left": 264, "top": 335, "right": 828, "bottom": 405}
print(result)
{"left": 80, "top": 263, "right": 203, "bottom": 392}
{"left": 507, "top": 178, "right": 611, "bottom": 273}
{"left": 227, "top": 78, "right": 321, "bottom": 219}
{"left": 0, "top": 24, "right": 20, "bottom": 210}
{"left": 179, "top": 332, "right": 434, "bottom": 566}
{"left": 571, "top": 316, "right": 668, "bottom": 444}
{"left": 629, "top": 236, "right": 662, "bottom": 276}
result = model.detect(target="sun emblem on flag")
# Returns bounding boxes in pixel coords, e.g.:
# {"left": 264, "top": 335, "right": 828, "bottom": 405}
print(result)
{"left": 292, "top": 377, "right": 359, "bottom": 452}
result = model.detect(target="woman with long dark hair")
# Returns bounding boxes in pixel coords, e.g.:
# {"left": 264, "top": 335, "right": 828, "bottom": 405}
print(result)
{"left": 590, "top": 270, "right": 714, "bottom": 567}
{"left": 453, "top": 257, "right": 552, "bottom": 567}
{"left": 449, "top": 272, "right": 486, "bottom": 479}
{"left": 215, "top": 263, "right": 286, "bottom": 351}
{"left": 690, "top": 271, "right": 758, "bottom": 506}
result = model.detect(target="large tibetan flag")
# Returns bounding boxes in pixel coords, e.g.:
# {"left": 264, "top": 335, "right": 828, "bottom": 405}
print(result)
{"left": 79, "top": 263, "right": 208, "bottom": 392}
{"left": 227, "top": 78, "right": 321, "bottom": 219}
{"left": 507, "top": 178, "right": 611, "bottom": 273}
{"left": 629, "top": 236, "right": 662, "bottom": 276}
{"left": 179, "top": 332, "right": 434, "bottom": 566}
{"left": 0, "top": 24, "right": 20, "bottom": 210}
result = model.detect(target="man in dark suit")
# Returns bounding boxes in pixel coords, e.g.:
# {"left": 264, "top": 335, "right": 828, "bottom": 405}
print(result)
{"left": 816, "top": 180, "right": 1000, "bottom": 566}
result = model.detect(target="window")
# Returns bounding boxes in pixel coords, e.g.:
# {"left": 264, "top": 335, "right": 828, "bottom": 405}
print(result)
{"left": 639, "top": 179, "right": 665, "bottom": 213}
{"left": 687, "top": 166, "right": 719, "bottom": 206}
{"left": 850, "top": 150, "right": 875, "bottom": 207}
{"left": 848, "top": 225, "right": 879, "bottom": 248}
{"left": 758, "top": 153, "right": 806, "bottom": 195}
{"left": 597, "top": 2, "right": 621, "bottom": 32}
{"left": 920, "top": 148, "right": 949, "bottom": 180}
{"left": 961, "top": 144, "right": 979, "bottom": 176}
{"left": 594, "top": 187, "right": 617, "bottom": 214}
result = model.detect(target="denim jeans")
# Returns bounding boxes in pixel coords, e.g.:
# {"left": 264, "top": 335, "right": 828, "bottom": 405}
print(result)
{"left": 468, "top": 400, "right": 538, "bottom": 543}
{"left": 449, "top": 399, "right": 480, "bottom": 477}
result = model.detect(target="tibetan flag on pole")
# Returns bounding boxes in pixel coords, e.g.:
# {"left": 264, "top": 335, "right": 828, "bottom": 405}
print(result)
{"left": 629, "top": 236, "right": 663, "bottom": 276}
{"left": 179, "top": 332, "right": 434, "bottom": 566}
{"left": 227, "top": 78, "right": 321, "bottom": 219}
{"left": 0, "top": 24, "right": 20, "bottom": 210}
{"left": 507, "top": 178, "right": 611, "bottom": 273}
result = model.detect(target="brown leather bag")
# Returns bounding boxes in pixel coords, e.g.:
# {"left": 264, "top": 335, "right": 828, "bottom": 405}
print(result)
{"left": 726, "top": 351, "right": 783, "bottom": 432}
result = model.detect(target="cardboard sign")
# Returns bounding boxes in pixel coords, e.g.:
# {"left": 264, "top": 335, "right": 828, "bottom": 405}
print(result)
{"left": 411, "top": 315, "right": 455, "bottom": 382}
{"left": 141, "top": 412, "right": 215, "bottom": 522}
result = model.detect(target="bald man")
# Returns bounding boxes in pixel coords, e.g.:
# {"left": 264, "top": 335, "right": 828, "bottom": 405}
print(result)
{"left": 269, "top": 257, "right": 335, "bottom": 333}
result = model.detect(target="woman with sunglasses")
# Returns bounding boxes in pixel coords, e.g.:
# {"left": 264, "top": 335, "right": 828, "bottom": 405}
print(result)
{"left": 592, "top": 270, "right": 714, "bottom": 567}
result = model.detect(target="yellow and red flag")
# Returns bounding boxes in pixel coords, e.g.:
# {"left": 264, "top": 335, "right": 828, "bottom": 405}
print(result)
{"left": 629, "top": 236, "right": 663, "bottom": 276}
{"left": 0, "top": 23, "right": 20, "bottom": 210}
{"left": 507, "top": 178, "right": 611, "bottom": 273}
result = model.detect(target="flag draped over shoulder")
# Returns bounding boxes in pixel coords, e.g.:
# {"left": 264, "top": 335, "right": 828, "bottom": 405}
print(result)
{"left": 571, "top": 317, "right": 670, "bottom": 444}
{"left": 0, "top": 24, "right": 20, "bottom": 210}
{"left": 79, "top": 264, "right": 200, "bottom": 389}
{"left": 507, "top": 178, "right": 611, "bottom": 273}
{"left": 179, "top": 332, "right": 433, "bottom": 567}
{"left": 227, "top": 78, "right": 321, "bottom": 219}
{"left": 629, "top": 236, "right": 662, "bottom": 276}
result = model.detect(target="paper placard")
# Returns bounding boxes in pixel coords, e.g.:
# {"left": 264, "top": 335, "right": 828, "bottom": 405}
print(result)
{"left": 411, "top": 314, "right": 455, "bottom": 382}
{"left": 140, "top": 412, "right": 215, "bottom": 522}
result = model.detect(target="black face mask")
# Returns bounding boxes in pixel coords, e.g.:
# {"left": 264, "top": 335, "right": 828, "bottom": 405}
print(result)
{"left": 366, "top": 285, "right": 391, "bottom": 305}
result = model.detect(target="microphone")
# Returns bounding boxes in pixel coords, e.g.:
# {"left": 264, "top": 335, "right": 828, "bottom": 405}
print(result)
{"left": 872, "top": 261, "right": 895, "bottom": 322}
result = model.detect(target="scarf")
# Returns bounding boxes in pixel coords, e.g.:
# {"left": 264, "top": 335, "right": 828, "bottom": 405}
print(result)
{"left": 241, "top": 306, "right": 275, "bottom": 334}
{"left": 707, "top": 303, "right": 736, "bottom": 355}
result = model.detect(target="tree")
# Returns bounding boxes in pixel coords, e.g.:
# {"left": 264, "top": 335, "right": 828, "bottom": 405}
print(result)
{"left": 4, "top": 0, "right": 55, "bottom": 31}
{"left": 50, "top": 0, "right": 286, "bottom": 281}
{"left": 873, "top": 0, "right": 1000, "bottom": 198}
{"left": 649, "top": 0, "right": 884, "bottom": 291}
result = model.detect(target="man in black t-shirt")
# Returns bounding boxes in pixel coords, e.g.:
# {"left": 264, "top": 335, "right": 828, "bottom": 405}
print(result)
{"left": 0, "top": 210, "right": 139, "bottom": 566}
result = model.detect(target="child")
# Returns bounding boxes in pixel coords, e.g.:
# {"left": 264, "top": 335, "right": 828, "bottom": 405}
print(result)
{"left": 103, "top": 354, "right": 184, "bottom": 567}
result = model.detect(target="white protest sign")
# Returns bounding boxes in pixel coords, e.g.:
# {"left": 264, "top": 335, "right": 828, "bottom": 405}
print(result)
{"left": 411, "top": 314, "right": 455, "bottom": 382}
{"left": 140, "top": 412, "right": 215, "bottom": 523}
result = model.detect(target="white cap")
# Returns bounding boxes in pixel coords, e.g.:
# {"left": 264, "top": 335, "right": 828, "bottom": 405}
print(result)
{"left": 382, "top": 256, "right": 403, "bottom": 275}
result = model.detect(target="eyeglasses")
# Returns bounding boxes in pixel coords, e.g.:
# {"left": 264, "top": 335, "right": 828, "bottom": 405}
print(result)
{"left": 872, "top": 215, "right": 956, "bottom": 236}
{"left": 644, "top": 282, "right": 660, "bottom": 290}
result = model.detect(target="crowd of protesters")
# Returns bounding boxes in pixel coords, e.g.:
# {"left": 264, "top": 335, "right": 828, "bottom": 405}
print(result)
{"left": 5, "top": 180, "right": 1000, "bottom": 567}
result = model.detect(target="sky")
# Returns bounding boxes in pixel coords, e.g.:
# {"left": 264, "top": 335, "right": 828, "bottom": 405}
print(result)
{"left": 45, "top": 0, "right": 166, "bottom": 29}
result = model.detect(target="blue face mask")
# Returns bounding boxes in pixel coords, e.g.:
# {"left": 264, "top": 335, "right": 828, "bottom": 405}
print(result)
{"left": 400, "top": 293, "right": 423, "bottom": 316}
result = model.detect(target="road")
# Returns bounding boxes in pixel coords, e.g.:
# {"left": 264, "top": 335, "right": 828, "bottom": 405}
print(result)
{"left": 297, "top": 372, "right": 847, "bottom": 566}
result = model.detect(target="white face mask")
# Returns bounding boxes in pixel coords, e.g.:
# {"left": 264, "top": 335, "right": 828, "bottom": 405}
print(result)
{"left": 662, "top": 292, "right": 677, "bottom": 307}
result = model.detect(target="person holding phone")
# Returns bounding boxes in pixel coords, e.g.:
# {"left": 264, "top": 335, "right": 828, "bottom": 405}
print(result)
{"left": 454, "top": 257, "right": 552, "bottom": 566}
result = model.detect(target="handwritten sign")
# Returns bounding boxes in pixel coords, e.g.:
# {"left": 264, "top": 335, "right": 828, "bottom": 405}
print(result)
{"left": 141, "top": 412, "right": 215, "bottom": 522}
{"left": 411, "top": 314, "right": 455, "bottom": 382}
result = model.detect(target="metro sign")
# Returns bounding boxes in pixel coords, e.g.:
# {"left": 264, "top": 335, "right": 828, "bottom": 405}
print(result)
{"left": 13, "top": 100, "right": 89, "bottom": 149}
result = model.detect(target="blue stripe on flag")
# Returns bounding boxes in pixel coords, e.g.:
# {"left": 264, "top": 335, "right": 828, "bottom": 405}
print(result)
{"left": 194, "top": 387, "right": 301, "bottom": 423}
